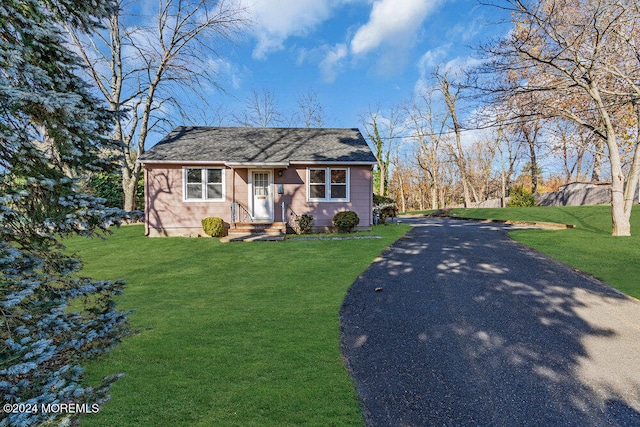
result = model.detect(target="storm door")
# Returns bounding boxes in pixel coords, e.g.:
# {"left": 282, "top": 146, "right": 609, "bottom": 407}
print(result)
{"left": 250, "top": 170, "right": 273, "bottom": 221}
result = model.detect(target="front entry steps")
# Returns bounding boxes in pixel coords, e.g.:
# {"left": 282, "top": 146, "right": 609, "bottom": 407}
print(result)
{"left": 220, "top": 222, "right": 286, "bottom": 243}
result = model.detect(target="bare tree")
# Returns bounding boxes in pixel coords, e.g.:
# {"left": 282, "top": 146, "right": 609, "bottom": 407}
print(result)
{"left": 361, "top": 105, "right": 405, "bottom": 196}
{"left": 389, "top": 150, "right": 412, "bottom": 213}
{"left": 183, "top": 104, "right": 229, "bottom": 127}
{"left": 467, "top": 138, "right": 500, "bottom": 202}
{"left": 434, "top": 68, "right": 474, "bottom": 207}
{"left": 518, "top": 118, "right": 543, "bottom": 193}
{"left": 234, "top": 88, "right": 284, "bottom": 128}
{"left": 296, "top": 89, "right": 326, "bottom": 128}
{"left": 482, "top": 0, "right": 640, "bottom": 236}
{"left": 66, "top": 0, "right": 247, "bottom": 211}
{"left": 550, "top": 119, "right": 595, "bottom": 183}
{"left": 404, "top": 89, "right": 449, "bottom": 209}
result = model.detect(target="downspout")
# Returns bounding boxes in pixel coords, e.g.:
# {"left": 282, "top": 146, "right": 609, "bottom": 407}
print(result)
{"left": 144, "top": 166, "right": 150, "bottom": 236}
{"left": 370, "top": 165, "right": 374, "bottom": 226}
{"left": 232, "top": 167, "right": 236, "bottom": 226}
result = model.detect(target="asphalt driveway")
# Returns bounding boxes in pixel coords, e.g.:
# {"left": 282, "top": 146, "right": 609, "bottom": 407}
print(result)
{"left": 340, "top": 217, "right": 640, "bottom": 426}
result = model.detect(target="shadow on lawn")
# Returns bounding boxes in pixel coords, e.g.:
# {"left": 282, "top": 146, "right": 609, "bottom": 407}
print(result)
{"left": 341, "top": 218, "right": 640, "bottom": 426}
{"left": 557, "top": 207, "right": 609, "bottom": 234}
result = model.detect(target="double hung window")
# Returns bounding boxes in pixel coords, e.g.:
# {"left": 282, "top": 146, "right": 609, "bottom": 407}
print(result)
{"left": 184, "top": 168, "right": 224, "bottom": 201}
{"left": 307, "top": 168, "right": 349, "bottom": 202}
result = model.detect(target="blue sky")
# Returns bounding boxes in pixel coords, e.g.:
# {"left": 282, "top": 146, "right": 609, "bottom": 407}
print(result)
{"left": 209, "top": 0, "right": 510, "bottom": 128}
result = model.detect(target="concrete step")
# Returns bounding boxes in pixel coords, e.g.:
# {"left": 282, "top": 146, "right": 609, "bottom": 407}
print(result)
{"left": 231, "top": 222, "right": 286, "bottom": 234}
{"left": 220, "top": 233, "right": 285, "bottom": 243}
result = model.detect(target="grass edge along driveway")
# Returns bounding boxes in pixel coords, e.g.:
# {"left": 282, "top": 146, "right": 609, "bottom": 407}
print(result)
{"left": 65, "top": 223, "right": 410, "bottom": 426}
{"left": 447, "top": 205, "right": 640, "bottom": 300}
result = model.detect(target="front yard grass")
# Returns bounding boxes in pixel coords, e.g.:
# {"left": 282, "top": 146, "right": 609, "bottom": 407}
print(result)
{"left": 66, "top": 223, "right": 410, "bottom": 426}
{"left": 448, "top": 206, "right": 640, "bottom": 299}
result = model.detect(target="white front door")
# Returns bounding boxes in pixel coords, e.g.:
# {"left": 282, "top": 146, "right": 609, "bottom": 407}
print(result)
{"left": 250, "top": 170, "right": 273, "bottom": 221}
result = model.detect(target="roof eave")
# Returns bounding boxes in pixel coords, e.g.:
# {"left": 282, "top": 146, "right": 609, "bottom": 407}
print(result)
{"left": 138, "top": 159, "right": 377, "bottom": 166}
{"left": 289, "top": 160, "right": 377, "bottom": 166}
{"left": 138, "top": 159, "right": 226, "bottom": 165}
{"left": 225, "top": 161, "right": 291, "bottom": 168}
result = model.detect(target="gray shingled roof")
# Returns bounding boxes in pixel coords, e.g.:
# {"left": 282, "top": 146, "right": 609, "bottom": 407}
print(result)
{"left": 138, "top": 127, "right": 377, "bottom": 164}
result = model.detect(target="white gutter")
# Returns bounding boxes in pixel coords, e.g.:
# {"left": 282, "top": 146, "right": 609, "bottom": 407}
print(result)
{"left": 289, "top": 160, "right": 377, "bottom": 165}
{"left": 138, "top": 159, "right": 376, "bottom": 166}
{"left": 137, "top": 159, "right": 226, "bottom": 165}
{"left": 225, "top": 161, "right": 290, "bottom": 168}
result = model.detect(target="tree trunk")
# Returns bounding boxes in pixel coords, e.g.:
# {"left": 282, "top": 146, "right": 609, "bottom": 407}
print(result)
{"left": 430, "top": 187, "right": 438, "bottom": 210}
{"left": 530, "top": 146, "right": 538, "bottom": 194}
{"left": 592, "top": 139, "right": 604, "bottom": 182}
{"left": 606, "top": 137, "right": 631, "bottom": 235}
{"left": 623, "top": 106, "right": 640, "bottom": 219}
{"left": 590, "top": 85, "right": 631, "bottom": 236}
{"left": 596, "top": 122, "right": 628, "bottom": 235}
{"left": 470, "top": 183, "right": 480, "bottom": 204}
{"left": 563, "top": 142, "right": 571, "bottom": 182}
{"left": 610, "top": 175, "right": 630, "bottom": 236}
{"left": 439, "top": 73, "right": 471, "bottom": 208}
{"left": 122, "top": 163, "right": 141, "bottom": 212}
{"left": 398, "top": 172, "right": 406, "bottom": 213}
{"left": 501, "top": 168, "right": 507, "bottom": 207}
{"left": 453, "top": 136, "right": 472, "bottom": 207}
{"left": 576, "top": 150, "right": 584, "bottom": 182}
{"left": 439, "top": 184, "right": 447, "bottom": 209}
{"left": 523, "top": 125, "right": 539, "bottom": 193}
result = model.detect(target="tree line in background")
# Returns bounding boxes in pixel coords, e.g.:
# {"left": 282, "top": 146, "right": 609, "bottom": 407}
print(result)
{"left": 366, "top": 65, "right": 604, "bottom": 214}
{"left": 365, "top": 0, "right": 640, "bottom": 237}
{"left": 73, "top": 0, "right": 638, "bottom": 237}
{"left": 1, "top": 0, "right": 627, "bottom": 218}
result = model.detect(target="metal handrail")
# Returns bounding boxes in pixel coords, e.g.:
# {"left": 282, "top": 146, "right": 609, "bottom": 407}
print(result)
{"left": 231, "top": 202, "right": 254, "bottom": 224}
{"left": 282, "top": 202, "right": 299, "bottom": 230}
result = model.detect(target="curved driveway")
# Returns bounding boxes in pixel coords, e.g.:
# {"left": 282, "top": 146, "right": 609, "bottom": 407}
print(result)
{"left": 341, "top": 217, "right": 640, "bottom": 426}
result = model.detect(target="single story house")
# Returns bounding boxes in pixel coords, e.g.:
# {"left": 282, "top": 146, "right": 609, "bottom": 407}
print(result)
{"left": 138, "top": 126, "right": 377, "bottom": 237}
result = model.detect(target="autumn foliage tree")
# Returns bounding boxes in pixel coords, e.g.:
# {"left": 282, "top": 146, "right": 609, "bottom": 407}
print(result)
{"left": 483, "top": 0, "right": 640, "bottom": 236}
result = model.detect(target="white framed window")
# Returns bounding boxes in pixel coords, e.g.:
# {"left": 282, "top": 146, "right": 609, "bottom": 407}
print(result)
{"left": 183, "top": 167, "right": 225, "bottom": 201}
{"left": 307, "top": 167, "right": 350, "bottom": 202}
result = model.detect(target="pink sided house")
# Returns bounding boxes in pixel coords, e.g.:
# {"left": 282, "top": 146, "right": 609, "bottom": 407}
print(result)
{"left": 138, "top": 127, "right": 377, "bottom": 237}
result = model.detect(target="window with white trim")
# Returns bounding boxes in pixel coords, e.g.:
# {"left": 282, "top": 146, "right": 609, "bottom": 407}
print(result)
{"left": 184, "top": 168, "right": 225, "bottom": 201}
{"left": 307, "top": 168, "right": 350, "bottom": 202}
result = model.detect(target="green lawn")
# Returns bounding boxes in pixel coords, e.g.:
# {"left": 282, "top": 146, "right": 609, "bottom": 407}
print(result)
{"left": 66, "top": 224, "right": 410, "bottom": 426}
{"left": 448, "top": 206, "right": 640, "bottom": 299}
{"left": 66, "top": 206, "right": 639, "bottom": 425}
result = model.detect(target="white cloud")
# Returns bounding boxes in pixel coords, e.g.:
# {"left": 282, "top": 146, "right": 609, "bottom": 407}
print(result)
{"left": 350, "top": 0, "right": 443, "bottom": 55}
{"left": 241, "top": 0, "right": 338, "bottom": 59}
{"left": 207, "top": 58, "right": 244, "bottom": 89}
{"left": 414, "top": 49, "right": 483, "bottom": 94}
{"left": 414, "top": 45, "right": 450, "bottom": 93}
{"left": 449, "top": 18, "right": 483, "bottom": 42}
{"left": 417, "top": 45, "right": 451, "bottom": 75}
{"left": 320, "top": 43, "right": 348, "bottom": 83}
{"left": 443, "top": 56, "right": 484, "bottom": 74}
{"left": 238, "top": 0, "right": 447, "bottom": 81}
